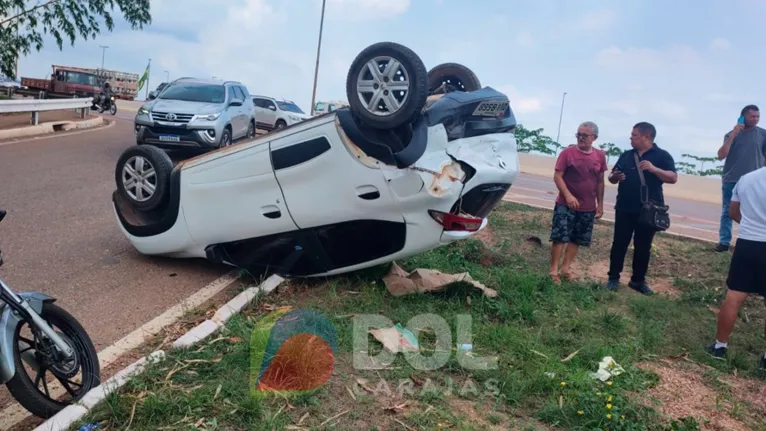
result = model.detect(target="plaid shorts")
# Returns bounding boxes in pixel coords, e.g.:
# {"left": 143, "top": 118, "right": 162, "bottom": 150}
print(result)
{"left": 549, "top": 203, "right": 596, "bottom": 247}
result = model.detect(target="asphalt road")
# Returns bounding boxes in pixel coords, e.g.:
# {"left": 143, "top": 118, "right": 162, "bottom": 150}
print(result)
{"left": 504, "top": 173, "right": 734, "bottom": 244}
{"left": 0, "top": 114, "right": 227, "bottom": 355}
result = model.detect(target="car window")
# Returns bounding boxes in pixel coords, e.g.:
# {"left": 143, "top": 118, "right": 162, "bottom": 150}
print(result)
{"left": 328, "top": 104, "right": 336, "bottom": 112}
{"left": 159, "top": 83, "right": 226, "bottom": 103}
{"left": 238, "top": 86, "right": 250, "bottom": 97}
{"left": 264, "top": 99, "right": 277, "bottom": 110}
{"left": 227, "top": 86, "right": 238, "bottom": 102}
{"left": 233, "top": 86, "right": 245, "bottom": 100}
{"left": 253, "top": 98, "right": 266, "bottom": 108}
{"left": 315, "top": 102, "right": 326, "bottom": 111}
{"left": 276, "top": 101, "right": 304, "bottom": 114}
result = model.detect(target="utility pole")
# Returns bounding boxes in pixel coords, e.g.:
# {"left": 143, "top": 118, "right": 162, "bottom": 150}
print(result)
{"left": 164, "top": 70, "right": 169, "bottom": 82}
{"left": 99, "top": 45, "right": 109, "bottom": 70}
{"left": 555, "top": 92, "right": 567, "bottom": 146}
{"left": 309, "top": 0, "right": 327, "bottom": 116}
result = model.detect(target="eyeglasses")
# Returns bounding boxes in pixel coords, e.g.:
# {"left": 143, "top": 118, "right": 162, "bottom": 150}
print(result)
{"left": 575, "top": 133, "right": 594, "bottom": 139}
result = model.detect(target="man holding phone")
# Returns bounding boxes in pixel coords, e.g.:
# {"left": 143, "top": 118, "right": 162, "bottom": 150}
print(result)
{"left": 713, "top": 105, "right": 766, "bottom": 253}
{"left": 605, "top": 122, "right": 677, "bottom": 295}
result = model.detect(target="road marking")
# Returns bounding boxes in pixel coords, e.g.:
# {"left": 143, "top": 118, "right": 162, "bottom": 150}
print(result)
{"left": 0, "top": 119, "right": 117, "bottom": 147}
{"left": 0, "top": 270, "right": 239, "bottom": 429}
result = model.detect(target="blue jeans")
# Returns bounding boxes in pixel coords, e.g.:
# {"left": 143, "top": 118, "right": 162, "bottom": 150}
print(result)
{"left": 719, "top": 181, "right": 737, "bottom": 246}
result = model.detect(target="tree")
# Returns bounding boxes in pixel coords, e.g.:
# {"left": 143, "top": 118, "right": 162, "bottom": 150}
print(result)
{"left": 598, "top": 142, "right": 623, "bottom": 164}
{"left": 681, "top": 154, "right": 718, "bottom": 172}
{"left": 0, "top": 0, "right": 151, "bottom": 79}
{"left": 514, "top": 124, "right": 557, "bottom": 155}
{"left": 675, "top": 161, "right": 698, "bottom": 175}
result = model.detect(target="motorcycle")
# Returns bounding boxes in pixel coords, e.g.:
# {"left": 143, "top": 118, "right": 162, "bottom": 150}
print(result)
{"left": 0, "top": 209, "right": 100, "bottom": 419}
{"left": 91, "top": 93, "right": 118, "bottom": 116}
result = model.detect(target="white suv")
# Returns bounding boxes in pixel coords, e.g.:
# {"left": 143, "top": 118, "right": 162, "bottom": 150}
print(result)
{"left": 252, "top": 95, "right": 311, "bottom": 131}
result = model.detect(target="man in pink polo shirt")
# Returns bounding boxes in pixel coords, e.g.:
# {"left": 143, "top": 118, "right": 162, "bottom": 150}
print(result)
{"left": 549, "top": 121, "right": 608, "bottom": 282}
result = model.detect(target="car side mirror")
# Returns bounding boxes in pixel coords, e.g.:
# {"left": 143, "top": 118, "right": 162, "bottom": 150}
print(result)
{"left": 269, "top": 105, "right": 276, "bottom": 111}
{"left": 147, "top": 93, "right": 156, "bottom": 100}
{"left": 230, "top": 99, "right": 243, "bottom": 107}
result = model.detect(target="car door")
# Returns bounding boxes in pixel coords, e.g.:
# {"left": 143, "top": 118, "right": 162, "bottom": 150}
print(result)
{"left": 227, "top": 86, "right": 244, "bottom": 137}
{"left": 252, "top": 98, "right": 271, "bottom": 129}
{"left": 261, "top": 98, "right": 278, "bottom": 128}
{"left": 238, "top": 86, "right": 255, "bottom": 129}
{"left": 180, "top": 141, "right": 299, "bottom": 258}
{"left": 232, "top": 86, "right": 249, "bottom": 137}
{"left": 270, "top": 120, "right": 407, "bottom": 272}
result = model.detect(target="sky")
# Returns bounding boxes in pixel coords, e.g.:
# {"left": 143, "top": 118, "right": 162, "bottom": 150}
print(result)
{"left": 14, "top": 0, "right": 766, "bottom": 163}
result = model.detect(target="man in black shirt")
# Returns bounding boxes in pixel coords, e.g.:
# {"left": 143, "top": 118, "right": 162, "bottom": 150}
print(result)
{"left": 605, "top": 122, "right": 678, "bottom": 295}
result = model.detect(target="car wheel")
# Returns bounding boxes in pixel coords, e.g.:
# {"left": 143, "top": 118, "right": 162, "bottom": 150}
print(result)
{"left": 219, "top": 128, "right": 232, "bottom": 148}
{"left": 345, "top": 41, "right": 428, "bottom": 130}
{"left": 247, "top": 121, "right": 256, "bottom": 138}
{"left": 115, "top": 145, "right": 173, "bottom": 211}
{"left": 427, "top": 63, "right": 481, "bottom": 95}
{"left": 275, "top": 120, "right": 286, "bottom": 129}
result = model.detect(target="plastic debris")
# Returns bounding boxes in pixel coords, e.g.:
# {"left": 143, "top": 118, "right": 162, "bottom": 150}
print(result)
{"left": 369, "top": 323, "right": 419, "bottom": 353}
{"left": 590, "top": 356, "right": 625, "bottom": 381}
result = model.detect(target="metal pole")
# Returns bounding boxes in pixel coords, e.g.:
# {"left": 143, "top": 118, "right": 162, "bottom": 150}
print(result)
{"left": 164, "top": 70, "right": 169, "bottom": 82}
{"left": 99, "top": 45, "right": 108, "bottom": 70}
{"left": 309, "top": 0, "right": 327, "bottom": 116}
{"left": 145, "top": 58, "right": 151, "bottom": 100}
{"left": 555, "top": 92, "right": 567, "bottom": 145}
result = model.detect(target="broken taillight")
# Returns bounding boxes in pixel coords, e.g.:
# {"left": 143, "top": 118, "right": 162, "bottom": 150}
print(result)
{"left": 428, "top": 210, "right": 482, "bottom": 232}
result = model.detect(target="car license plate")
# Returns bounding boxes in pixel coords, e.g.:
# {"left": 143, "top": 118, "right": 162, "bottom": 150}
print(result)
{"left": 159, "top": 135, "right": 180, "bottom": 142}
{"left": 472, "top": 100, "right": 509, "bottom": 117}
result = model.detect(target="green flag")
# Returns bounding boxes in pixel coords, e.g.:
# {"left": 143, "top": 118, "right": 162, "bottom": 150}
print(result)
{"left": 137, "top": 61, "right": 150, "bottom": 91}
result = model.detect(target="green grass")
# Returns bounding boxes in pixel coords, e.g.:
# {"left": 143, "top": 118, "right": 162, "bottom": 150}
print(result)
{"left": 72, "top": 202, "right": 766, "bottom": 431}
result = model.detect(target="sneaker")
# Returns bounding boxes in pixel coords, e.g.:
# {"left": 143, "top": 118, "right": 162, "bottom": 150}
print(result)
{"left": 705, "top": 343, "right": 727, "bottom": 360}
{"left": 604, "top": 279, "right": 619, "bottom": 291}
{"left": 628, "top": 280, "right": 654, "bottom": 295}
{"left": 712, "top": 244, "right": 729, "bottom": 253}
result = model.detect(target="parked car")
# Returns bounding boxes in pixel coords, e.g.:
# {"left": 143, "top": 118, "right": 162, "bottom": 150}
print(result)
{"left": 134, "top": 78, "right": 256, "bottom": 150}
{"left": 252, "top": 95, "right": 311, "bottom": 131}
{"left": 112, "top": 41, "right": 518, "bottom": 278}
{"left": 147, "top": 82, "right": 168, "bottom": 100}
{"left": 313, "top": 100, "right": 347, "bottom": 116}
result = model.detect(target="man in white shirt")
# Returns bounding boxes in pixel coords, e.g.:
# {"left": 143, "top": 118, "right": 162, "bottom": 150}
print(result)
{"left": 706, "top": 166, "right": 766, "bottom": 370}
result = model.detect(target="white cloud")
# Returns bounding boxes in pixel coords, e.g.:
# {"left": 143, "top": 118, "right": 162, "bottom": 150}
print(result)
{"left": 497, "top": 85, "right": 543, "bottom": 114}
{"left": 575, "top": 10, "right": 617, "bottom": 30}
{"left": 326, "top": 0, "right": 410, "bottom": 21}
{"left": 612, "top": 100, "right": 640, "bottom": 116}
{"left": 710, "top": 37, "right": 731, "bottom": 50}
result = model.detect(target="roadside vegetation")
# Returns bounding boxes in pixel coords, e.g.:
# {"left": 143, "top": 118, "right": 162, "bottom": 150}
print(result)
{"left": 72, "top": 202, "right": 766, "bottom": 430}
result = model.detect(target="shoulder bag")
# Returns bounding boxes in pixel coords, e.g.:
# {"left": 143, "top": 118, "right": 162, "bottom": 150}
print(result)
{"left": 633, "top": 151, "right": 671, "bottom": 231}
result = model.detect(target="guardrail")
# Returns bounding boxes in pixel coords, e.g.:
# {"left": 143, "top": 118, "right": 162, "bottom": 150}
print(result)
{"left": 0, "top": 97, "right": 91, "bottom": 125}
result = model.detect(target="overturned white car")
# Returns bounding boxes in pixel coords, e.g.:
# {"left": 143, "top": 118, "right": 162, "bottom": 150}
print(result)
{"left": 112, "top": 41, "right": 520, "bottom": 277}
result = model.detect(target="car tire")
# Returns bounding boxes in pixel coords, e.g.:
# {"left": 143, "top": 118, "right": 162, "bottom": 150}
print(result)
{"left": 115, "top": 145, "right": 173, "bottom": 211}
{"left": 275, "top": 120, "right": 287, "bottom": 130}
{"left": 219, "top": 127, "right": 232, "bottom": 148}
{"left": 427, "top": 63, "right": 481, "bottom": 94}
{"left": 247, "top": 120, "right": 256, "bottom": 138}
{"left": 345, "top": 41, "right": 428, "bottom": 130}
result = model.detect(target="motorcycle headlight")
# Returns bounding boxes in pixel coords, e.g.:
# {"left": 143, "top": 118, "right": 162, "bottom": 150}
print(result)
{"left": 111, "top": 96, "right": 115, "bottom": 101}
{"left": 194, "top": 112, "right": 222, "bottom": 121}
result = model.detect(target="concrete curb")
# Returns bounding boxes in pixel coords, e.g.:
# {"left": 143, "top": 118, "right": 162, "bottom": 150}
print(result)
{"left": 32, "top": 274, "right": 286, "bottom": 431}
{"left": 0, "top": 115, "right": 105, "bottom": 140}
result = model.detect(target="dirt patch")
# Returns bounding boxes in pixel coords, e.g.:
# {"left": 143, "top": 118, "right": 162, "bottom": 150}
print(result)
{"left": 567, "top": 259, "right": 611, "bottom": 283}
{"left": 636, "top": 362, "right": 750, "bottom": 431}
{"left": 648, "top": 278, "right": 682, "bottom": 297}
{"left": 447, "top": 398, "right": 510, "bottom": 430}
{"left": 476, "top": 225, "right": 496, "bottom": 247}
{"left": 718, "top": 374, "right": 766, "bottom": 414}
